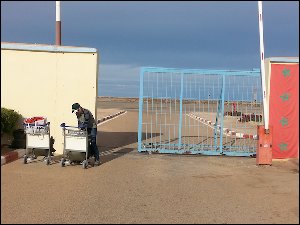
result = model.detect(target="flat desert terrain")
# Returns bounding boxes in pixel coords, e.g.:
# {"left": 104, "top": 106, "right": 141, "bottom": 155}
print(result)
{"left": 1, "top": 97, "right": 299, "bottom": 224}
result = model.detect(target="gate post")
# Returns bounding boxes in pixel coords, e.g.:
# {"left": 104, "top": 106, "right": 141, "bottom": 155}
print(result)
{"left": 219, "top": 74, "right": 226, "bottom": 154}
{"left": 178, "top": 72, "right": 184, "bottom": 149}
{"left": 138, "top": 68, "right": 144, "bottom": 152}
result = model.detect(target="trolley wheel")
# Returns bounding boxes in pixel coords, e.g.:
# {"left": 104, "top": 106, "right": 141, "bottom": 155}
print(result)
{"left": 90, "top": 157, "right": 95, "bottom": 167}
{"left": 45, "top": 158, "right": 50, "bottom": 165}
{"left": 91, "top": 160, "right": 95, "bottom": 167}
{"left": 23, "top": 155, "right": 28, "bottom": 164}
{"left": 60, "top": 158, "right": 65, "bottom": 167}
{"left": 82, "top": 160, "right": 87, "bottom": 169}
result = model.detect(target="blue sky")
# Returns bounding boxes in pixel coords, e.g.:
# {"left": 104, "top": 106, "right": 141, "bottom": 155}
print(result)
{"left": 1, "top": 1, "right": 299, "bottom": 97}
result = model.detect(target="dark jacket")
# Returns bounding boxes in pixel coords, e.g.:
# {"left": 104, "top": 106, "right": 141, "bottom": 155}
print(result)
{"left": 76, "top": 108, "right": 97, "bottom": 129}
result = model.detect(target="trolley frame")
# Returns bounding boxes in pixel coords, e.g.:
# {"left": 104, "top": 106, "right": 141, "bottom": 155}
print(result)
{"left": 23, "top": 122, "right": 52, "bottom": 165}
{"left": 60, "top": 125, "right": 94, "bottom": 169}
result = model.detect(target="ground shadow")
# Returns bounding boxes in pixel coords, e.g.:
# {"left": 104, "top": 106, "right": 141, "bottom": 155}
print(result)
{"left": 97, "top": 131, "right": 161, "bottom": 165}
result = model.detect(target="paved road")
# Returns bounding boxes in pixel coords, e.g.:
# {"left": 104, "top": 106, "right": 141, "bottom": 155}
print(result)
{"left": 1, "top": 106, "right": 299, "bottom": 224}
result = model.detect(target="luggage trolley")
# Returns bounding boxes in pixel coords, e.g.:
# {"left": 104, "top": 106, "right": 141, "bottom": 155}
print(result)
{"left": 23, "top": 117, "right": 52, "bottom": 165}
{"left": 60, "top": 124, "right": 95, "bottom": 169}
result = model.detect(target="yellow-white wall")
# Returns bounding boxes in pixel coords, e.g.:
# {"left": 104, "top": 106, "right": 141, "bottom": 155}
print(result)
{"left": 1, "top": 44, "right": 99, "bottom": 154}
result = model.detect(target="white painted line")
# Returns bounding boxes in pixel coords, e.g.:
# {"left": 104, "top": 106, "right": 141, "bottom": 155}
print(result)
{"left": 187, "top": 114, "right": 218, "bottom": 131}
{"left": 97, "top": 111, "right": 127, "bottom": 126}
{"left": 188, "top": 113, "right": 258, "bottom": 140}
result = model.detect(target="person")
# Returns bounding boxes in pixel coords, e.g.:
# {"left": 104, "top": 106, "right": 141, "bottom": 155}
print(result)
{"left": 72, "top": 103, "right": 100, "bottom": 165}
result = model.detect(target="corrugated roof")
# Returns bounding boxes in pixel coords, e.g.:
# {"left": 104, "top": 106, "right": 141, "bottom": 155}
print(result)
{"left": 1, "top": 42, "right": 97, "bottom": 53}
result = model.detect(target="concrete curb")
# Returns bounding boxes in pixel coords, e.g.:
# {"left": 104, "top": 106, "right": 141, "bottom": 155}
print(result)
{"left": 1, "top": 149, "right": 25, "bottom": 166}
{"left": 189, "top": 113, "right": 258, "bottom": 140}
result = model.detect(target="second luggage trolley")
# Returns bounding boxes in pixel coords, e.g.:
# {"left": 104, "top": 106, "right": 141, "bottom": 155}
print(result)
{"left": 60, "top": 124, "right": 95, "bottom": 169}
{"left": 23, "top": 117, "right": 52, "bottom": 165}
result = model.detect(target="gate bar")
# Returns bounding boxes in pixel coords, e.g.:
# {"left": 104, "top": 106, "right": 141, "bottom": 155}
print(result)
{"left": 138, "top": 68, "right": 144, "bottom": 152}
{"left": 219, "top": 74, "right": 226, "bottom": 153}
{"left": 178, "top": 72, "right": 184, "bottom": 149}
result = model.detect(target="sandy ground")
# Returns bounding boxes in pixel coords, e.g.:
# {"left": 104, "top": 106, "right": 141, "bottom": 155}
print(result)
{"left": 1, "top": 97, "right": 299, "bottom": 224}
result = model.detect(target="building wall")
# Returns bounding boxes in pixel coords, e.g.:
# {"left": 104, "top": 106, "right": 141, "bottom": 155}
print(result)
{"left": 1, "top": 44, "right": 99, "bottom": 154}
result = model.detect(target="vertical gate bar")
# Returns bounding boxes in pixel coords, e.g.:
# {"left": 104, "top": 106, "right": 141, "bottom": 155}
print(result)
{"left": 241, "top": 76, "right": 244, "bottom": 150}
{"left": 165, "top": 74, "right": 168, "bottom": 148}
{"left": 185, "top": 75, "right": 188, "bottom": 150}
{"left": 138, "top": 68, "right": 144, "bottom": 152}
{"left": 159, "top": 74, "right": 163, "bottom": 146}
{"left": 146, "top": 74, "right": 149, "bottom": 146}
{"left": 183, "top": 74, "right": 186, "bottom": 150}
{"left": 234, "top": 75, "right": 237, "bottom": 151}
{"left": 227, "top": 76, "right": 233, "bottom": 151}
{"left": 213, "top": 75, "right": 216, "bottom": 150}
{"left": 178, "top": 72, "right": 184, "bottom": 149}
{"left": 213, "top": 76, "right": 218, "bottom": 150}
{"left": 194, "top": 74, "right": 196, "bottom": 149}
{"left": 192, "top": 75, "right": 194, "bottom": 149}
{"left": 190, "top": 75, "right": 192, "bottom": 149}
{"left": 156, "top": 72, "right": 158, "bottom": 148}
{"left": 219, "top": 74, "right": 226, "bottom": 154}
{"left": 183, "top": 75, "right": 186, "bottom": 150}
{"left": 198, "top": 76, "right": 201, "bottom": 148}
{"left": 174, "top": 73, "right": 177, "bottom": 149}
{"left": 209, "top": 75, "right": 212, "bottom": 149}
{"left": 243, "top": 77, "right": 246, "bottom": 152}
{"left": 223, "top": 77, "right": 226, "bottom": 152}
{"left": 169, "top": 73, "right": 172, "bottom": 150}
{"left": 151, "top": 75, "right": 153, "bottom": 149}
{"left": 188, "top": 75, "right": 190, "bottom": 150}
{"left": 205, "top": 75, "right": 208, "bottom": 150}
{"left": 188, "top": 75, "right": 190, "bottom": 149}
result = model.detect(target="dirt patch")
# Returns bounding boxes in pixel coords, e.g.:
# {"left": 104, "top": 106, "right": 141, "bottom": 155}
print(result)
{"left": 272, "top": 158, "right": 299, "bottom": 173}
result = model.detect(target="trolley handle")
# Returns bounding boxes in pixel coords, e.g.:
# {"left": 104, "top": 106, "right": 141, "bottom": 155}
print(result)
{"left": 60, "top": 123, "right": 87, "bottom": 130}
{"left": 23, "top": 122, "right": 50, "bottom": 127}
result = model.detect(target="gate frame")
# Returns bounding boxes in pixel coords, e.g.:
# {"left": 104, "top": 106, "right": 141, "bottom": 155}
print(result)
{"left": 138, "top": 67, "right": 261, "bottom": 156}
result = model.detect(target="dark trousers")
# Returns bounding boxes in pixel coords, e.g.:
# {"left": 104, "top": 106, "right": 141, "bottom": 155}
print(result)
{"left": 88, "top": 128, "right": 100, "bottom": 161}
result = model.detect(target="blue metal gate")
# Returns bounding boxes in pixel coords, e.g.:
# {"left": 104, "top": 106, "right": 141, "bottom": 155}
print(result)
{"left": 138, "top": 67, "right": 263, "bottom": 156}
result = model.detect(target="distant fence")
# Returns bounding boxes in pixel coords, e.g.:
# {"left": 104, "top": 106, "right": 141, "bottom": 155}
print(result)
{"left": 138, "top": 67, "right": 263, "bottom": 156}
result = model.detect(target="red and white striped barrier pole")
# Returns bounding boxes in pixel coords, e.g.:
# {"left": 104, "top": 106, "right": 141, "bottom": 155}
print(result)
{"left": 56, "top": 1, "right": 61, "bottom": 45}
{"left": 258, "top": 1, "right": 269, "bottom": 132}
{"left": 257, "top": 1, "right": 272, "bottom": 166}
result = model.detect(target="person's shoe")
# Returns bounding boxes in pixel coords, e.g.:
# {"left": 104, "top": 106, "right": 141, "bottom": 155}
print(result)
{"left": 94, "top": 160, "right": 100, "bottom": 166}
